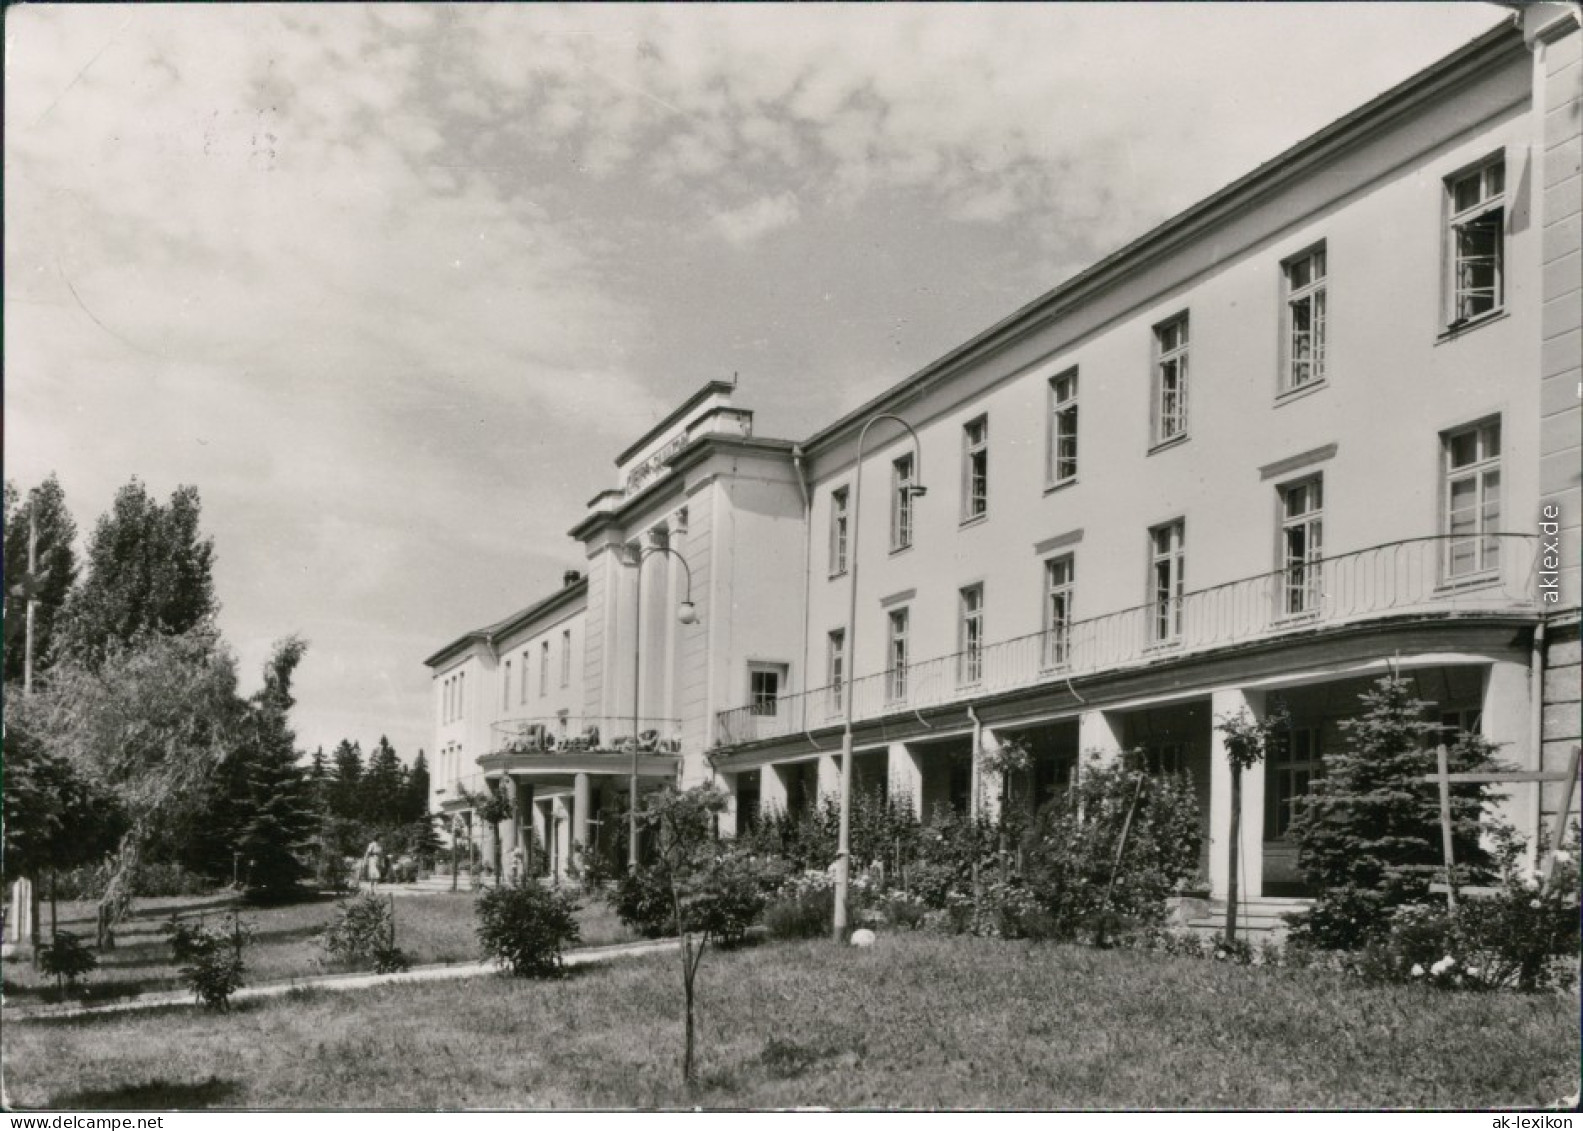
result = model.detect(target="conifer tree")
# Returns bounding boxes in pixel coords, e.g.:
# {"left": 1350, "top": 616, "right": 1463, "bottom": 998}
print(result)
{"left": 234, "top": 638, "right": 317, "bottom": 900}
{"left": 401, "top": 750, "right": 431, "bottom": 825}
{"left": 1290, "top": 675, "right": 1499, "bottom": 949}
{"left": 330, "top": 739, "right": 364, "bottom": 821}
{"left": 364, "top": 736, "right": 404, "bottom": 828}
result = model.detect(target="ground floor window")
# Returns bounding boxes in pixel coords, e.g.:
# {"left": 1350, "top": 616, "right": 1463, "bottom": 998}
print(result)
{"left": 1265, "top": 727, "right": 1323, "bottom": 840}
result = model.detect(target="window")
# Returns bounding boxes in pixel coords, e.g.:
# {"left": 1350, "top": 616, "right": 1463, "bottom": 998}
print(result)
{"left": 829, "top": 487, "right": 850, "bottom": 575}
{"left": 1150, "top": 520, "right": 1186, "bottom": 643}
{"left": 540, "top": 641, "right": 550, "bottom": 696}
{"left": 1048, "top": 371, "right": 1078, "bottom": 485}
{"left": 1443, "top": 419, "right": 1501, "bottom": 579}
{"left": 891, "top": 454, "right": 916, "bottom": 551}
{"left": 1146, "top": 741, "right": 1189, "bottom": 777}
{"left": 1266, "top": 728, "right": 1322, "bottom": 839}
{"left": 458, "top": 672, "right": 465, "bottom": 718}
{"left": 1280, "top": 477, "right": 1324, "bottom": 615}
{"left": 886, "top": 608, "right": 910, "bottom": 701}
{"left": 1153, "top": 314, "right": 1190, "bottom": 444}
{"left": 827, "top": 630, "right": 846, "bottom": 713}
{"left": 1436, "top": 708, "right": 1484, "bottom": 749}
{"left": 749, "top": 664, "right": 784, "bottom": 717}
{"left": 561, "top": 629, "right": 572, "bottom": 687}
{"left": 520, "top": 651, "right": 529, "bottom": 704}
{"left": 503, "top": 661, "right": 512, "bottom": 710}
{"left": 958, "top": 584, "right": 984, "bottom": 685}
{"left": 962, "top": 417, "right": 988, "bottom": 520}
{"left": 1043, "top": 555, "right": 1075, "bottom": 668}
{"left": 1283, "top": 246, "right": 1327, "bottom": 391}
{"left": 1446, "top": 157, "right": 1505, "bottom": 325}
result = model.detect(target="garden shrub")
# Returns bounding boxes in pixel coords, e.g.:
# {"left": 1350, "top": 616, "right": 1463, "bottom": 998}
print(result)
{"left": 38, "top": 931, "right": 98, "bottom": 994}
{"left": 1286, "top": 676, "right": 1502, "bottom": 951}
{"left": 611, "top": 863, "right": 679, "bottom": 938}
{"left": 762, "top": 869, "right": 875, "bottom": 939}
{"left": 51, "top": 862, "right": 217, "bottom": 901}
{"left": 176, "top": 913, "right": 253, "bottom": 1011}
{"left": 475, "top": 878, "right": 581, "bottom": 977}
{"left": 1018, "top": 751, "right": 1202, "bottom": 943}
{"left": 320, "top": 893, "right": 411, "bottom": 973}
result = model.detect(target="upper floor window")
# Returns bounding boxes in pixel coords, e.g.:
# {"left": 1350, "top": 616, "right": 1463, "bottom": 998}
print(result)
{"left": 503, "top": 661, "right": 512, "bottom": 710}
{"left": 561, "top": 629, "right": 572, "bottom": 687}
{"left": 1444, "top": 419, "right": 1501, "bottom": 579}
{"left": 1043, "top": 554, "right": 1075, "bottom": 669}
{"left": 891, "top": 454, "right": 916, "bottom": 552}
{"left": 749, "top": 663, "right": 785, "bottom": 718}
{"left": 540, "top": 641, "right": 550, "bottom": 696}
{"left": 1048, "top": 371, "right": 1078, "bottom": 486}
{"left": 1153, "top": 314, "right": 1190, "bottom": 445}
{"left": 520, "top": 651, "right": 529, "bottom": 704}
{"left": 1150, "top": 520, "right": 1186, "bottom": 644}
{"left": 827, "top": 629, "right": 846, "bottom": 714}
{"left": 830, "top": 486, "right": 849, "bottom": 576}
{"left": 887, "top": 607, "right": 910, "bottom": 701}
{"left": 1280, "top": 477, "right": 1324, "bottom": 616}
{"left": 1446, "top": 157, "right": 1505, "bottom": 326}
{"left": 958, "top": 584, "right": 984, "bottom": 685}
{"left": 1283, "top": 246, "right": 1327, "bottom": 391}
{"left": 962, "top": 417, "right": 988, "bottom": 521}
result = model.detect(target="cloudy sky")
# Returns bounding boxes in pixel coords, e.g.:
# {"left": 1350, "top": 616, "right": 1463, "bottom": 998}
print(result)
{"left": 4, "top": 2, "right": 1508, "bottom": 763}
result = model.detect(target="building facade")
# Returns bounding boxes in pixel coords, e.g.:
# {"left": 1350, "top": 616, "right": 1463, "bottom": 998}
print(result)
{"left": 429, "top": 11, "right": 1581, "bottom": 900}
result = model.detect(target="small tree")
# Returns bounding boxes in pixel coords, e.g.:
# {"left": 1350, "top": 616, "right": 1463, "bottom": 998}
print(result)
{"left": 458, "top": 782, "right": 513, "bottom": 885}
{"left": 636, "top": 784, "right": 771, "bottom": 1087}
{"left": 1214, "top": 703, "right": 1288, "bottom": 943}
{"left": 1289, "top": 675, "right": 1501, "bottom": 950}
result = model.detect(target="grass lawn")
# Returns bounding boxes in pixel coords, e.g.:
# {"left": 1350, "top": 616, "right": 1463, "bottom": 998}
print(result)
{"left": 1, "top": 887, "right": 635, "bottom": 1007}
{"left": 3, "top": 932, "right": 1576, "bottom": 1110}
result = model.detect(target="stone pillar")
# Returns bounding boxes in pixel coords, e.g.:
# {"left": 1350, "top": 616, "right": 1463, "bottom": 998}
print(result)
{"left": 498, "top": 781, "right": 519, "bottom": 877}
{"left": 479, "top": 812, "right": 499, "bottom": 883}
{"left": 978, "top": 727, "right": 1007, "bottom": 824}
{"left": 572, "top": 773, "right": 592, "bottom": 863}
{"left": 1208, "top": 687, "right": 1266, "bottom": 903}
{"left": 1483, "top": 658, "right": 1540, "bottom": 858}
{"left": 720, "top": 772, "right": 741, "bottom": 838}
{"left": 817, "top": 751, "right": 841, "bottom": 803}
{"left": 530, "top": 797, "right": 549, "bottom": 876}
{"left": 762, "top": 762, "right": 790, "bottom": 816}
{"left": 887, "top": 742, "right": 923, "bottom": 818}
{"left": 554, "top": 798, "right": 572, "bottom": 882}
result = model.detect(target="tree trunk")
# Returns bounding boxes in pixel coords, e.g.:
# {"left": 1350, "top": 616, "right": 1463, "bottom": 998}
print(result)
{"left": 97, "top": 830, "right": 143, "bottom": 950}
{"left": 1224, "top": 765, "right": 1242, "bottom": 945}
{"left": 450, "top": 830, "right": 459, "bottom": 893}
{"left": 681, "top": 934, "right": 697, "bottom": 1086}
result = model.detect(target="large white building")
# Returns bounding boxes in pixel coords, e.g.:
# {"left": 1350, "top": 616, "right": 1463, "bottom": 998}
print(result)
{"left": 428, "top": 9, "right": 1581, "bottom": 906}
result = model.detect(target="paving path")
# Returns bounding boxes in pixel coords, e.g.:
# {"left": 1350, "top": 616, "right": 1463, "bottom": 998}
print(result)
{"left": 4, "top": 936, "right": 678, "bottom": 1023}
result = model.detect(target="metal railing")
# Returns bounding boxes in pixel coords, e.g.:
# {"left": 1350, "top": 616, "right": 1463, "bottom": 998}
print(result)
{"left": 489, "top": 715, "right": 684, "bottom": 756}
{"left": 716, "top": 534, "right": 1539, "bottom": 747}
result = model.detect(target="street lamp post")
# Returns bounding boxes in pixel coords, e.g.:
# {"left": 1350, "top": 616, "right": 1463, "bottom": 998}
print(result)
{"left": 629, "top": 542, "right": 698, "bottom": 871}
{"left": 833, "top": 414, "right": 926, "bottom": 941}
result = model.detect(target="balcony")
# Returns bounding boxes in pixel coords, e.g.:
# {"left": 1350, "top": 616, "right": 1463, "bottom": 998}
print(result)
{"left": 490, "top": 715, "right": 684, "bottom": 756}
{"left": 715, "top": 534, "right": 1540, "bottom": 747}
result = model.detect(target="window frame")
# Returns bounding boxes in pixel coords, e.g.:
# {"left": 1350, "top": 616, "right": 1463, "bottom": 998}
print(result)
{"left": 827, "top": 629, "right": 846, "bottom": 714}
{"left": 503, "top": 660, "right": 512, "bottom": 711}
{"left": 829, "top": 485, "right": 850, "bottom": 576}
{"left": 1152, "top": 313, "right": 1190, "bottom": 447}
{"left": 560, "top": 629, "right": 572, "bottom": 688}
{"left": 520, "top": 650, "right": 530, "bottom": 704}
{"left": 748, "top": 663, "right": 786, "bottom": 718}
{"left": 890, "top": 453, "right": 916, "bottom": 552}
{"left": 1042, "top": 553, "right": 1076, "bottom": 669}
{"left": 957, "top": 583, "right": 985, "bottom": 686}
{"left": 1279, "top": 475, "right": 1324, "bottom": 617}
{"left": 886, "top": 607, "right": 910, "bottom": 702}
{"left": 1441, "top": 417, "right": 1502, "bottom": 581}
{"left": 1444, "top": 154, "right": 1506, "bottom": 329}
{"left": 1047, "top": 370, "right": 1079, "bottom": 487}
{"left": 1281, "top": 244, "right": 1328, "bottom": 394}
{"left": 962, "top": 415, "right": 989, "bottom": 522}
{"left": 539, "top": 640, "right": 550, "bottom": 697}
{"left": 1265, "top": 726, "right": 1323, "bottom": 840}
{"left": 1149, "top": 519, "right": 1186, "bottom": 645}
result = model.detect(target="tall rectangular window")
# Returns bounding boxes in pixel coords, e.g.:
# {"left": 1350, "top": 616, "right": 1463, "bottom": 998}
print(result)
{"left": 1446, "top": 157, "right": 1505, "bottom": 325}
{"left": 887, "top": 608, "right": 910, "bottom": 701}
{"left": 1043, "top": 555, "right": 1075, "bottom": 668}
{"left": 962, "top": 416, "right": 988, "bottom": 520}
{"left": 1048, "top": 371, "right": 1078, "bottom": 486}
{"left": 1153, "top": 314, "right": 1190, "bottom": 444}
{"left": 520, "top": 651, "right": 530, "bottom": 704}
{"left": 827, "top": 629, "right": 846, "bottom": 713}
{"left": 958, "top": 584, "right": 984, "bottom": 685}
{"left": 749, "top": 664, "right": 784, "bottom": 717}
{"left": 503, "top": 661, "right": 512, "bottom": 710}
{"left": 561, "top": 629, "right": 572, "bottom": 687}
{"left": 891, "top": 454, "right": 916, "bottom": 551}
{"left": 458, "top": 672, "right": 465, "bottom": 719}
{"left": 1444, "top": 419, "right": 1501, "bottom": 579}
{"left": 540, "top": 641, "right": 550, "bottom": 696}
{"left": 1150, "top": 520, "right": 1186, "bottom": 643}
{"left": 1280, "top": 477, "right": 1324, "bottom": 615}
{"left": 1283, "top": 246, "right": 1327, "bottom": 391}
{"left": 1266, "top": 728, "right": 1322, "bottom": 840}
{"left": 829, "top": 487, "right": 849, "bottom": 575}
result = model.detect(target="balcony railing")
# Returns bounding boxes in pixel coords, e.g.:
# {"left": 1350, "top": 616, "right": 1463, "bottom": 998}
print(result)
{"left": 716, "top": 534, "right": 1539, "bottom": 747}
{"left": 490, "top": 715, "right": 684, "bottom": 757}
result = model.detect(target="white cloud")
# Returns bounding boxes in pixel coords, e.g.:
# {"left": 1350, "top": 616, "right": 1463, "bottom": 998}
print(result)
{"left": 710, "top": 191, "right": 801, "bottom": 246}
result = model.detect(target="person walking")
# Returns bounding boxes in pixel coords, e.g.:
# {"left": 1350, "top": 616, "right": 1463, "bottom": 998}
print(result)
{"left": 362, "top": 838, "right": 385, "bottom": 895}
